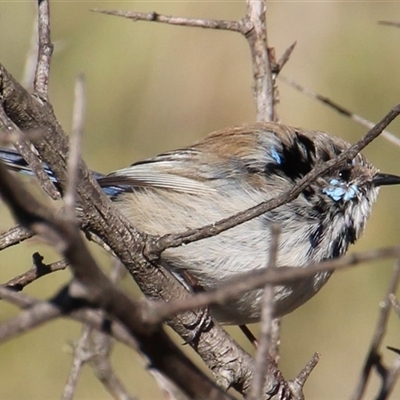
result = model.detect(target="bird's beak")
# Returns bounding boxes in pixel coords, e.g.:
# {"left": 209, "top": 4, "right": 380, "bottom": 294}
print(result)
{"left": 373, "top": 173, "right": 400, "bottom": 187}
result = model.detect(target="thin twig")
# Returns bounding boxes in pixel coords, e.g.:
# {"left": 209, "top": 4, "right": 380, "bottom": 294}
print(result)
{"left": 93, "top": 9, "right": 245, "bottom": 32}
{"left": 149, "top": 370, "right": 187, "bottom": 400}
{"left": 269, "top": 318, "right": 281, "bottom": 363}
{"left": 0, "top": 286, "right": 137, "bottom": 349}
{"left": 0, "top": 225, "right": 33, "bottom": 251}
{"left": 90, "top": 318, "right": 136, "bottom": 400}
{"left": 84, "top": 231, "right": 116, "bottom": 257}
{"left": 376, "top": 357, "right": 400, "bottom": 400}
{"left": 378, "top": 21, "right": 400, "bottom": 28}
{"left": 88, "top": 260, "right": 134, "bottom": 400}
{"left": 21, "top": 18, "right": 38, "bottom": 91}
{"left": 5, "top": 254, "right": 68, "bottom": 291}
{"left": 351, "top": 260, "right": 400, "bottom": 400}
{"left": 275, "top": 42, "right": 297, "bottom": 74}
{"left": 34, "top": 0, "right": 53, "bottom": 99}
{"left": 289, "top": 352, "right": 321, "bottom": 398}
{"left": 245, "top": 0, "right": 275, "bottom": 122}
{"left": 239, "top": 324, "right": 258, "bottom": 348}
{"left": 389, "top": 293, "right": 400, "bottom": 318}
{"left": 0, "top": 105, "right": 60, "bottom": 199}
{"left": 279, "top": 75, "right": 400, "bottom": 148}
{"left": 14, "top": 140, "right": 60, "bottom": 199}
{"left": 62, "top": 325, "right": 92, "bottom": 400}
{"left": 64, "top": 74, "right": 85, "bottom": 215}
{"left": 249, "top": 225, "right": 280, "bottom": 400}
{"left": 0, "top": 290, "right": 68, "bottom": 337}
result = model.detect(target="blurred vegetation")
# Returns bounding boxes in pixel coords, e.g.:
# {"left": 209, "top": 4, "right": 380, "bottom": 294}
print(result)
{"left": 1, "top": 1, "right": 400, "bottom": 399}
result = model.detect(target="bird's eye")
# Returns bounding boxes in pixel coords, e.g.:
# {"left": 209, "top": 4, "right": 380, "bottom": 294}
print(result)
{"left": 338, "top": 169, "right": 351, "bottom": 181}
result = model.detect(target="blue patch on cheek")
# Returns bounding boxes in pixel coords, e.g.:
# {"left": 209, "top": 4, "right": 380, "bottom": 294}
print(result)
{"left": 323, "top": 186, "right": 346, "bottom": 201}
{"left": 271, "top": 147, "right": 282, "bottom": 164}
{"left": 343, "top": 184, "right": 358, "bottom": 201}
{"left": 323, "top": 183, "right": 359, "bottom": 202}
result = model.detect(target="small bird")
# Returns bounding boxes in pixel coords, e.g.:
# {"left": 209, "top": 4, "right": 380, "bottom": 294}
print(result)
{"left": 1, "top": 122, "right": 400, "bottom": 324}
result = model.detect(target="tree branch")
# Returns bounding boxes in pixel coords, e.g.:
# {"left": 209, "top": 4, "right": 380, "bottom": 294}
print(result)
{"left": 0, "top": 161, "right": 230, "bottom": 400}
{"left": 34, "top": 0, "right": 53, "bottom": 99}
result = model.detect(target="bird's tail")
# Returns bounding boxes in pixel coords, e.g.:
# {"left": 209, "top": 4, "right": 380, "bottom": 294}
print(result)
{"left": 0, "top": 148, "right": 58, "bottom": 180}
{"left": 0, "top": 148, "right": 126, "bottom": 197}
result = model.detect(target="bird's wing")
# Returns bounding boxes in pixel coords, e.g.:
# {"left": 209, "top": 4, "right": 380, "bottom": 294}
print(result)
{"left": 98, "top": 149, "right": 216, "bottom": 195}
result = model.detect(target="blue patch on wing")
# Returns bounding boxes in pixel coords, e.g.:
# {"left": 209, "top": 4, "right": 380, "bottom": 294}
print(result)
{"left": 102, "top": 185, "right": 130, "bottom": 197}
{"left": 271, "top": 146, "right": 282, "bottom": 164}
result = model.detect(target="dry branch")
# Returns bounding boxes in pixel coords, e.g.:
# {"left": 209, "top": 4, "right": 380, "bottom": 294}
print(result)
{"left": 0, "top": 158, "right": 229, "bottom": 399}
{"left": 279, "top": 75, "right": 400, "bottom": 148}
{"left": 351, "top": 261, "right": 400, "bottom": 400}
{"left": 1, "top": 1, "right": 400, "bottom": 399}
{"left": 0, "top": 63, "right": 288, "bottom": 398}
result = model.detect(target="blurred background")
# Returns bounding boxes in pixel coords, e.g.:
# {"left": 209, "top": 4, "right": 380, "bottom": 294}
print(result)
{"left": 1, "top": 1, "right": 400, "bottom": 399}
